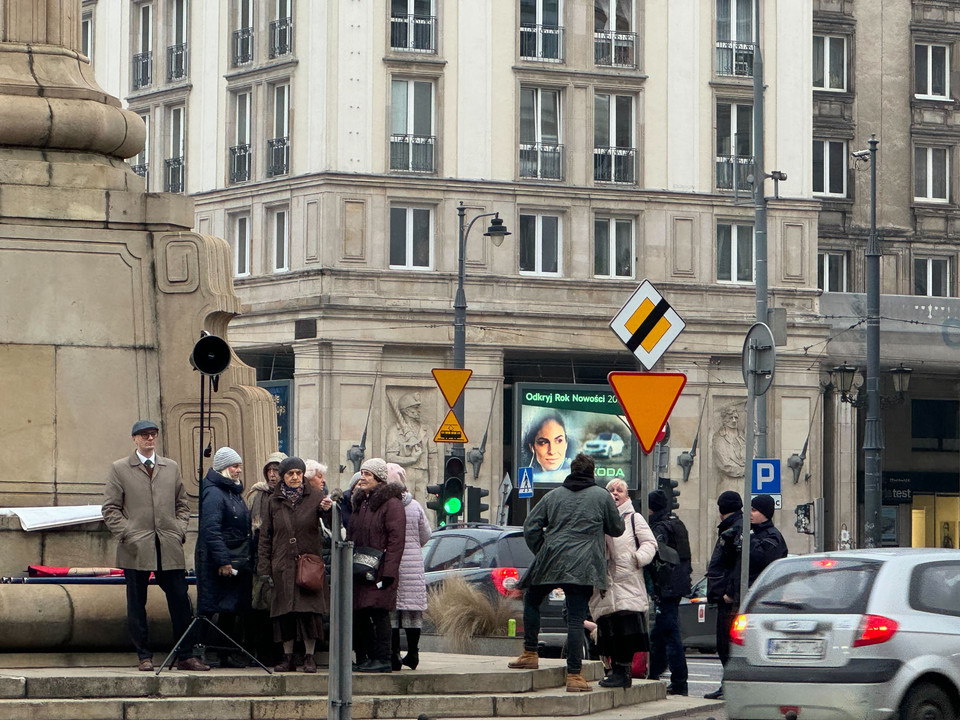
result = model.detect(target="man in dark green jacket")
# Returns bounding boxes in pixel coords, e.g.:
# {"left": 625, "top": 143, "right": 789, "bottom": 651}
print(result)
{"left": 508, "top": 453, "right": 625, "bottom": 692}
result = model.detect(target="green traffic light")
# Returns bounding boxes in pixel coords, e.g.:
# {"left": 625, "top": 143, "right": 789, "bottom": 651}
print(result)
{"left": 443, "top": 496, "right": 462, "bottom": 515}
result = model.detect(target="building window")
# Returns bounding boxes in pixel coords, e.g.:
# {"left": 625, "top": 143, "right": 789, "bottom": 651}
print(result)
{"left": 166, "top": 0, "right": 188, "bottom": 81}
{"left": 717, "top": 222, "right": 754, "bottom": 283}
{"left": 914, "top": 257, "right": 950, "bottom": 297}
{"left": 594, "top": 93, "right": 635, "bottom": 183}
{"left": 390, "top": 79, "right": 434, "bottom": 173}
{"left": 520, "top": 0, "right": 564, "bottom": 62}
{"left": 520, "top": 87, "right": 562, "bottom": 180}
{"left": 270, "top": 0, "right": 293, "bottom": 58}
{"left": 268, "top": 83, "right": 290, "bottom": 177}
{"left": 233, "top": 0, "right": 254, "bottom": 67}
{"left": 716, "top": 0, "right": 753, "bottom": 77}
{"left": 813, "top": 139, "right": 846, "bottom": 197}
{"left": 272, "top": 208, "right": 289, "bottom": 273}
{"left": 390, "top": 0, "right": 436, "bottom": 53}
{"left": 818, "top": 251, "right": 847, "bottom": 292}
{"left": 813, "top": 35, "right": 846, "bottom": 91}
{"left": 389, "top": 206, "right": 432, "bottom": 269}
{"left": 915, "top": 146, "right": 949, "bottom": 202}
{"left": 233, "top": 214, "right": 251, "bottom": 277}
{"left": 230, "top": 91, "right": 251, "bottom": 183}
{"left": 165, "top": 105, "right": 185, "bottom": 193}
{"left": 594, "top": 0, "right": 636, "bottom": 68}
{"left": 594, "top": 217, "right": 633, "bottom": 278}
{"left": 132, "top": 3, "right": 153, "bottom": 90}
{"left": 519, "top": 213, "right": 561, "bottom": 275}
{"left": 81, "top": 12, "right": 93, "bottom": 61}
{"left": 716, "top": 102, "right": 752, "bottom": 191}
{"left": 131, "top": 113, "right": 150, "bottom": 187}
{"left": 916, "top": 43, "right": 950, "bottom": 100}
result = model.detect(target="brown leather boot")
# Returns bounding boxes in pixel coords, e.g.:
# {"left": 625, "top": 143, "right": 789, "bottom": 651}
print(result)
{"left": 507, "top": 649, "right": 540, "bottom": 669}
{"left": 566, "top": 672, "right": 591, "bottom": 692}
{"left": 274, "top": 654, "right": 296, "bottom": 672}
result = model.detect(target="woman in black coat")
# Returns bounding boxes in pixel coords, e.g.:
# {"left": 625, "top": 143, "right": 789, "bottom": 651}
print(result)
{"left": 197, "top": 447, "right": 253, "bottom": 667}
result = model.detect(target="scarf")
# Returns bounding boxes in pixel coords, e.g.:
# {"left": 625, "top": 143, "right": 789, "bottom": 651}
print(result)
{"left": 562, "top": 467, "right": 597, "bottom": 491}
{"left": 280, "top": 481, "right": 304, "bottom": 505}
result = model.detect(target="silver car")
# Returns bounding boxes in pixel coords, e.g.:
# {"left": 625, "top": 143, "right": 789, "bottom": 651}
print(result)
{"left": 725, "top": 548, "right": 960, "bottom": 720}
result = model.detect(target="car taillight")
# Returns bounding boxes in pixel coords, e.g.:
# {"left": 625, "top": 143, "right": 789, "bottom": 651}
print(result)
{"left": 730, "top": 614, "right": 748, "bottom": 645}
{"left": 491, "top": 567, "right": 522, "bottom": 597}
{"left": 853, "top": 614, "right": 898, "bottom": 647}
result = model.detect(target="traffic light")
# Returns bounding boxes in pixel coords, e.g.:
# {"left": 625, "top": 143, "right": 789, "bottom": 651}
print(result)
{"left": 443, "top": 455, "right": 465, "bottom": 524}
{"left": 467, "top": 486, "right": 490, "bottom": 523}
{"left": 658, "top": 475, "right": 680, "bottom": 510}
{"left": 426, "top": 482, "right": 445, "bottom": 523}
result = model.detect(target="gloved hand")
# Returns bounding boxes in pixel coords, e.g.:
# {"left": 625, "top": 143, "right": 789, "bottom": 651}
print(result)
{"left": 380, "top": 576, "right": 394, "bottom": 588}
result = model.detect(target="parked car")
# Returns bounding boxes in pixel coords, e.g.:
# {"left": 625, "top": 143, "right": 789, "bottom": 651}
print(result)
{"left": 583, "top": 432, "right": 626, "bottom": 458}
{"left": 678, "top": 575, "right": 718, "bottom": 653}
{"left": 725, "top": 548, "right": 960, "bottom": 720}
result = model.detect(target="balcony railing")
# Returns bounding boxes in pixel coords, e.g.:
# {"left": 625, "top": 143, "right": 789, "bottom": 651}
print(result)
{"left": 232, "top": 27, "right": 254, "bottom": 67}
{"left": 230, "top": 144, "right": 251, "bottom": 183}
{"left": 519, "top": 142, "right": 564, "bottom": 180}
{"left": 390, "top": 134, "right": 435, "bottom": 172}
{"left": 594, "top": 147, "right": 637, "bottom": 184}
{"left": 131, "top": 163, "right": 149, "bottom": 187}
{"left": 132, "top": 52, "right": 152, "bottom": 90}
{"left": 269, "top": 17, "right": 293, "bottom": 58}
{"left": 520, "top": 24, "right": 564, "bottom": 62}
{"left": 390, "top": 14, "right": 437, "bottom": 53}
{"left": 716, "top": 154, "right": 753, "bottom": 191}
{"left": 267, "top": 137, "right": 290, "bottom": 177}
{"left": 594, "top": 31, "right": 637, "bottom": 68}
{"left": 165, "top": 157, "right": 184, "bottom": 193}
{"left": 167, "top": 43, "right": 188, "bottom": 82}
{"left": 716, "top": 41, "right": 754, "bottom": 77}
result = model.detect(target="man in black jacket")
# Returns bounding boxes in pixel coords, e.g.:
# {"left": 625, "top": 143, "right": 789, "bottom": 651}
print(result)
{"left": 647, "top": 491, "right": 692, "bottom": 696}
{"left": 739, "top": 493, "right": 788, "bottom": 588}
{"left": 703, "top": 490, "right": 743, "bottom": 700}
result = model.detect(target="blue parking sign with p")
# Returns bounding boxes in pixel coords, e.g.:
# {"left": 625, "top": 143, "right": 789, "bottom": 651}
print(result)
{"left": 752, "top": 459, "right": 781, "bottom": 494}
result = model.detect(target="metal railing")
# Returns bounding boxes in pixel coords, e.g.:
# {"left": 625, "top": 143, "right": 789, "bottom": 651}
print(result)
{"left": 716, "top": 41, "right": 754, "bottom": 77}
{"left": 232, "top": 27, "right": 254, "bottom": 66}
{"left": 519, "top": 24, "right": 564, "bottom": 62}
{"left": 132, "top": 52, "right": 152, "bottom": 90}
{"left": 269, "top": 17, "right": 293, "bottom": 58}
{"left": 716, "top": 155, "right": 753, "bottom": 191}
{"left": 594, "top": 147, "right": 637, "bottom": 183}
{"left": 390, "top": 14, "right": 436, "bottom": 53}
{"left": 230, "top": 144, "right": 251, "bottom": 183}
{"left": 267, "top": 137, "right": 289, "bottom": 177}
{"left": 167, "top": 43, "right": 188, "bottom": 82}
{"left": 519, "top": 142, "right": 564, "bottom": 180}
{"left": 390, "top": 134, "right": 435, "bottom": 172}
{"left": 131, "top": 163, "right": 149, "bottom": 186}
{"left": 594, "top": 31, "right": 637, "bottom": 68}
{"left": 164, "top": 157, "right": 184, "bottom": 193}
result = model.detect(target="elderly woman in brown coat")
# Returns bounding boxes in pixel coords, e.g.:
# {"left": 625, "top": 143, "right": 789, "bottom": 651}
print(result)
{"left": 349, "top": 458, "right": 406, "bottom": 673}
{"left": 257, "top": 456, "right": 333, "bottom": 673}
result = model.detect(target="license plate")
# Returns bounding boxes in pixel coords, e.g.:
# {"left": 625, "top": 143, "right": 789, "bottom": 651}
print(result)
{"left": 768, "top": 638, "right": 825, "bottom": 658}
{"left": 549, "top": 588, "right": 565, "bottom": 601}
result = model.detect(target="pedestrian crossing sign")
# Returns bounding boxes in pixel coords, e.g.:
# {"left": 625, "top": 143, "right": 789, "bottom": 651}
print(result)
{"left": 518, "top": 467, "right": 534, "bottom": 498}
{"left": 610, "top": 280, "right": 685, "bottom": 370}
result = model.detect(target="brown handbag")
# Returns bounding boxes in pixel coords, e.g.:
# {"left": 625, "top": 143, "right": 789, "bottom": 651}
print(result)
{"left": 296, "top": 553, "right": 326, "bottom": 592}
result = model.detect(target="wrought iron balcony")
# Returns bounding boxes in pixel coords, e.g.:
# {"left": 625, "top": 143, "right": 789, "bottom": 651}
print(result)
{"left": 164, "top": 157, "right": 184, "bottom": 193}
{"left": 167, "top": 44, "right": 188, "bottom": 82}
{"left": 230, "top": 144, "right": 251, "bottom": 183}
{"left": 520, "top": 24, "right": 564, "bottom": 62}
{"left": 390, "top": 13, "right": 436, "bottom": 53}
{"left": 594, "top": 146, "right": 637, "bottom": 184}
{"left": 232, "top": 27, "right": 254, "bottom": 67}
{"left": 390, "top": 134, "right": 435, "bottom": 172}
{"left": 716, "top": 154, "right": 754, "bottom": 192}
{"left": 267, "top": 137, "right": 289, "bottom": 177}
{"left": 132, "top": 52, "right": 152, "bottom": 90}
{"left": 594, "top": 31, "right": 637, "bottom": 68}
{"left": 131, "top": 163, "right": 149, "bottom": 187}
{"left": 269, "top": 17, "right": 293, "bottom": 58}
{"left": 519, "top": 142, "right": 564, "bottom": 180}
{"left": 716, "top": 41, "right": 754, "bottom": 77}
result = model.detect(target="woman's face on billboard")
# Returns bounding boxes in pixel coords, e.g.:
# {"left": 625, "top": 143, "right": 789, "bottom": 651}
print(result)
{"left": 531, "top": 418, "right": 567, "bottom": 470}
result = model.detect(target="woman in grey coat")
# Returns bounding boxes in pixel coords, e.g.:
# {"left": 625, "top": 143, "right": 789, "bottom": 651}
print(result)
{"left": 387, "top": 463, "right": 432, "bottom": 670}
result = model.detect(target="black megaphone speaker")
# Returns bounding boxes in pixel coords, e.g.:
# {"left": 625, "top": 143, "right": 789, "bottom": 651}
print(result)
{"left": 190, "top": 334, "right": 231, "bottom": 376}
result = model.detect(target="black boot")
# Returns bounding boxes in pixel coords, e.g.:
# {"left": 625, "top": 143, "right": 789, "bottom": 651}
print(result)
{"left": 598, "top": 663, "right": 632, "bottom": 688}
{"left": 391, "top": 629, "right": 403, "bottom": 671}
{"left": 401, "top": 628, "right": 421, "bottom": 670}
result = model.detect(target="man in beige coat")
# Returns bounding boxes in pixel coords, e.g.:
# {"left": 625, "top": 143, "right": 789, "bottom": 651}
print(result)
{"left": 102, "top": 419, "right": 209, "bottom": 672}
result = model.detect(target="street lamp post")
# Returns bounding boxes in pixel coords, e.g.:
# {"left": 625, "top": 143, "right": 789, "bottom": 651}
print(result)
{"left": 453, "top": 201, "right": 510, "bottom": 458}
{"left": 863, "top": 135, "right": 882, "bottom": 548}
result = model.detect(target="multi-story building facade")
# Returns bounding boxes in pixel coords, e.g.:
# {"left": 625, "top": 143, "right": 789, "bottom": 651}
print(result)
{"left": 85, "top": 0, "right": 840, "bottom": 570}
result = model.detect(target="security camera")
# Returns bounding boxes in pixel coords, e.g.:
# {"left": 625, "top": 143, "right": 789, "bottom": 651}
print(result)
{"left": 851, "top": 149, "right": 870, "bottom": 158}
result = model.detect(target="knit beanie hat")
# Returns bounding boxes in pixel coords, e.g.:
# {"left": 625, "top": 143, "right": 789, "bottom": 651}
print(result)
{"left": 717, "top": 490, "right": 743, "bottom": 514}
{"left": 278, "top": 456, "right": 307, "bottom": 479}
{"left": 752, "top": 493, "right": 776, "bottom": 520}
{"left": 360, "top": 457, "right": 388, "bottom": 482}
{"left": 648, "top": 490, "right": 668, "bottom": 513}
{"left": 386, "top": 462, "right": 407, "bottom": 488}
{"left": 213, "top": 447, "right": 242, "bottom": 472}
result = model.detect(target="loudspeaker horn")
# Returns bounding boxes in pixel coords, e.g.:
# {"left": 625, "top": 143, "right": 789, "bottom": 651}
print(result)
{"left": 190, "top": 334, "right": 231, "bottom": 376}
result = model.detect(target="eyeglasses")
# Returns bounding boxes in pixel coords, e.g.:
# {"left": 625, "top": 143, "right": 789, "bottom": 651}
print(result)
{"left": 138, "top": 431, "right": 159, "bottom": 438}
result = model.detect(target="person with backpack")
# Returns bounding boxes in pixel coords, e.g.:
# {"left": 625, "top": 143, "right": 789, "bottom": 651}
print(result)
{"left": 646, "top": 490, "right": 693, "bottom": 696}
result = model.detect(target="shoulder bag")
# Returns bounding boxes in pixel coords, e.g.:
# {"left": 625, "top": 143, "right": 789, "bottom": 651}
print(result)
{"left": 353, "top": 546, "right": 384, "bottom": 583}
{"left": 278, "top": 503, "right": 327, "bottom": 593}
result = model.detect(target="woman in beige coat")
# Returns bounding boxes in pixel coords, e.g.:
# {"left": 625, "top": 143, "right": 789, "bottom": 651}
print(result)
{"left": 588, "top": 478, "right": 658, "bottom": 689}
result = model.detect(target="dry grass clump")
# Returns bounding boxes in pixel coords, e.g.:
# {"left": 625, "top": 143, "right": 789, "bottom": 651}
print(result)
{"left": 425, "top": 575, "right": 519, "bottom": 652}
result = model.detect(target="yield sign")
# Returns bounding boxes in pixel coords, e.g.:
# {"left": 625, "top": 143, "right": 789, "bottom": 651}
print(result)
{"left": 607, "top": 371, "right": 687, "bottom": 453}
{"left": 432, "top": 368, "right": 472, "bottom": 407}
{"left": 434, "top": 409, "right": 467, "bottom": 443}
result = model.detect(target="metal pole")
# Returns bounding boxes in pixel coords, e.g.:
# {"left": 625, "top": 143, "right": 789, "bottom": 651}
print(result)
{"left": 863, "top": 136, "right": 882, "bottom": 548}
{"left": 740, "top": 340, "right": 758, "bottom": 607}
{"left": 453, "top": 202, "right": 467, "bottom": 462}
{"left": 753, "top": 0, "right": 768, "bottom": 458}
{"left": 328, "top": 503, "right": 353, "bottom": 720}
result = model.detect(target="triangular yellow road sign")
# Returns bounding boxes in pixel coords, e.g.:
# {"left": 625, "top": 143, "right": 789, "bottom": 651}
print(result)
{"left": 432, "top": 368, "right": 473, "bottom": 407}
{"left": 607, "top": 372, "right": 687, "bottom": 453}
{"left": 434, "top": 408, "right": 468, "bottom": 443}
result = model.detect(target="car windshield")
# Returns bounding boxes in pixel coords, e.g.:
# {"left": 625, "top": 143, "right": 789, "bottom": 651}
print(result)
{"left": 598, "top": 433, "right": 612, "bottom": 440}
{"left": 745, "top": 558, "right": 882, "bottom": 614}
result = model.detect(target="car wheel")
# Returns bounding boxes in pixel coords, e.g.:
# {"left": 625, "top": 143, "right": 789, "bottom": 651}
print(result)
{"left": 899, "top": 682, "right": 957, "bottom": 720}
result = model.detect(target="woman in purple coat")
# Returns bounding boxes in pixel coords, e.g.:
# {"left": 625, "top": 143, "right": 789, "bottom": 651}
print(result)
{"left": 387, "top": 463, "right": 431, "bottom": 670}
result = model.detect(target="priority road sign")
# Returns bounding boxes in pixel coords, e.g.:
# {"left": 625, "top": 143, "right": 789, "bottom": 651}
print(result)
{"left": 607, "top": 372, "right": 687, "bottom": 454}
{"left": 518, "top": 467, "right": 534, "bottom": 498}
{"left": 609, "top": 280, "right": 685, "bottom": 370}
{"left": 752, "top": 458, "right": 781, "bottom": 494}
